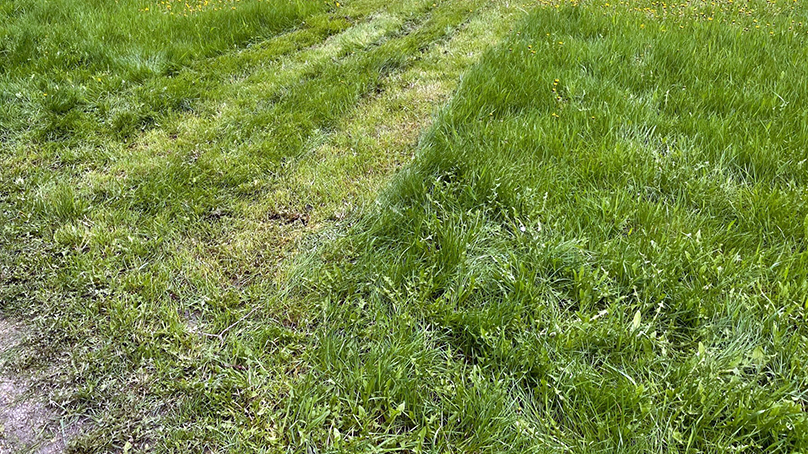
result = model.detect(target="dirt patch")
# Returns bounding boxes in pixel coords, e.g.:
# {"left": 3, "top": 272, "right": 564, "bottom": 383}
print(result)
{"left": 0, "top": 319, "right": 74, "bottom": 454}
{"left": 0, "top": 319, "right": 22, "bottom": 353}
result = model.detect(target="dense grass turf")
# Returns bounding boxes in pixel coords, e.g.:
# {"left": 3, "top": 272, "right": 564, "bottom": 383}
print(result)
{"left": 0, "top": 0, "right": 331, "bottom": 142}
{"left": 2, "top": 0, "right": 808, "bottom": 452}
{"left": 299, "top": 1, "right": 808, "bottom": 452}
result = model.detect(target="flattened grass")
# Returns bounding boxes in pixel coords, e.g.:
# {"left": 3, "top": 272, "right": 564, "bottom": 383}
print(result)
{"left": 1, "top": 0, "right": 527, "bottom": 451}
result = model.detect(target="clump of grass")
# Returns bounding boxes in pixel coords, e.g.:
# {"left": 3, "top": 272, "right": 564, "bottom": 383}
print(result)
{"left": 295, "top": 0, "right": 808, "bottom": 451}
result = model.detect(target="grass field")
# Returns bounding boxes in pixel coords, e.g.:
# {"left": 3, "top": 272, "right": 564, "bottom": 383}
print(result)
{"left": 1, "top": 0, "right": 808, "bottom": 452}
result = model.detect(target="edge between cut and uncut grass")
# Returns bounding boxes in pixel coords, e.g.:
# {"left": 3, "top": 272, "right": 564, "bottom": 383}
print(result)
{"left": 2, "top": 0, "right": 530, "bottom": 451}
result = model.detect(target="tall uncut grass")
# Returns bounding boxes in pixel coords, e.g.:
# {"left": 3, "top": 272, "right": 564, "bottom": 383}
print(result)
{"left": 298, "top": 0, "right": 808, "bottom": 451}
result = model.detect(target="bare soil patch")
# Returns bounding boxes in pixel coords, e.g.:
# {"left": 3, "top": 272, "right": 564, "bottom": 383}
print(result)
{"left": 0, "top": 319, "right": 74, "bottom": 454}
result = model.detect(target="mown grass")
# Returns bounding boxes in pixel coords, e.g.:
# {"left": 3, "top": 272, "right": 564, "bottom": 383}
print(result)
{"left": 1, "top": 0, "right": 526, "bottom": 451}
{"left": 2, "top": 0, "right": 808, "bottom": 452}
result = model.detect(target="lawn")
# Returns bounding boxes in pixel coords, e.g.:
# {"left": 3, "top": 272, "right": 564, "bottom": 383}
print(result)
{"left": 1, "top": 0, "right": 807, "bottom": 452}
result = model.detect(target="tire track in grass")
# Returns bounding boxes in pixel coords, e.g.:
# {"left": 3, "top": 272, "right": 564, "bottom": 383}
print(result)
{"left": 174, "top": 0, "right": 528, "bottom": 328}
{"left": 0, "top": 1, "right": 513, "bottom": 450}
{"left": 88, "top": 0, "right": 438, "bottom": 220}
{"left": 271, "top": 0, "right": 530, "bottom": 227}
{"left": 154, "top": 0, "right": 500, "bottom": 327}
{"left": 159, "top": 1, "right": 530, "bottom": 450}
{"left": 158, "top": 0, "right": 498, "bottom": 304}
{"left": 1, "top": 1, "right": 527, "bottom": 451}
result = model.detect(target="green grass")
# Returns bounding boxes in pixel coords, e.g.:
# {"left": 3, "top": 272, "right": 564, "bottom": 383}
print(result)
{"left": 299, "top": 1, "right": 808, "bottom": 451}
{"left": 1, "top": 0, "right": 527, "bottom": 451}
{"left": 0, "top": 0, "right": 330, "bottom": 143}
{"left": 2, "top": 0, "right": 808, "bottom": 452}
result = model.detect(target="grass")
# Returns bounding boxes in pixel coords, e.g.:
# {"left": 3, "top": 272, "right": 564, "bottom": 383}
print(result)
{"left": 2, "top": 0, "right": 808, "bottom": 452}
{"left": 301, "top": 1, "right": 808, "bottom": 451}
{"left": 1, "top": 0, "right": 528, "bottom": 451}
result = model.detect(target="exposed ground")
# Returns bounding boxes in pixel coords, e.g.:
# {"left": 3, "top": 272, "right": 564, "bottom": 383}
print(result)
{"left": 0, "top": 319, "right": 76, "bottom": 454}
